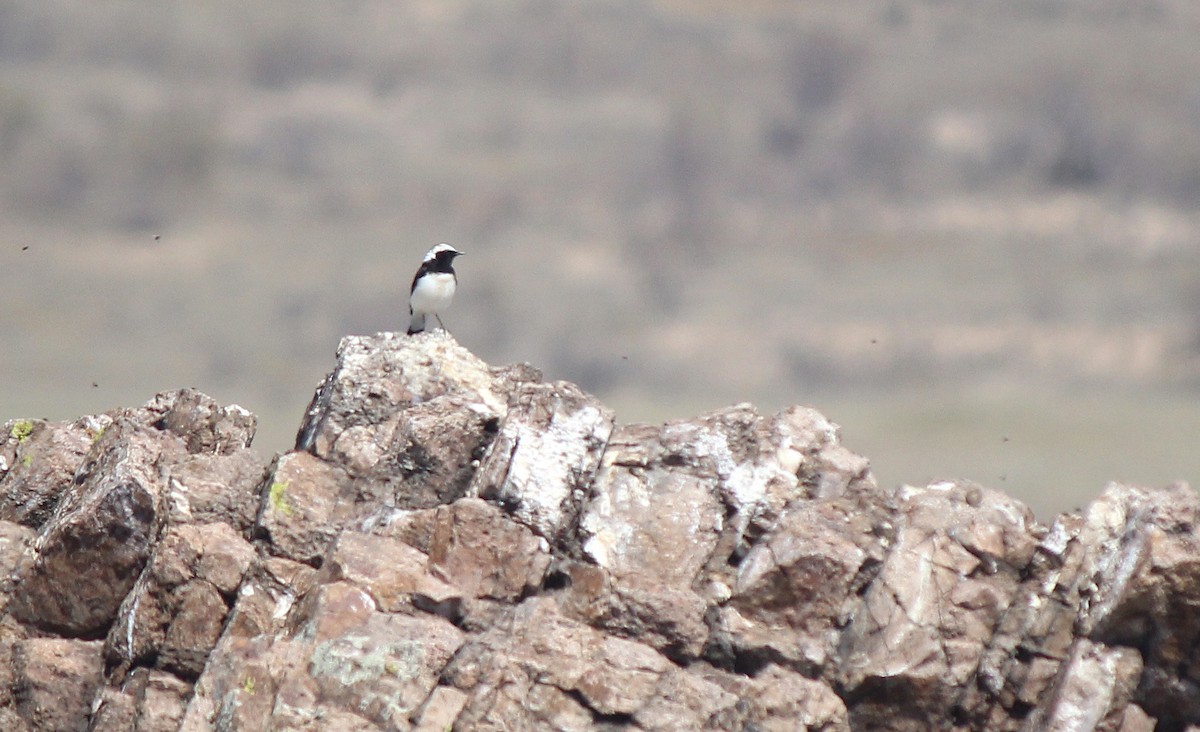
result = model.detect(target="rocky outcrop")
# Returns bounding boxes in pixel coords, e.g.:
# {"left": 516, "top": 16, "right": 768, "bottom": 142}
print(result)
{"left": 0, "top": 331, "right": 1197, "bottom": 730}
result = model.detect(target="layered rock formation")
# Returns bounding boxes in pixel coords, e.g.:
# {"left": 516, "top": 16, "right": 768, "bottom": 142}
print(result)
{"left": 0, "top": 332, "right": 1196, "bottom": 731}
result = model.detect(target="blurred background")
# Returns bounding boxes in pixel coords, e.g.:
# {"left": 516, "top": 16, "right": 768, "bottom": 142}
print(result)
{"left": 3, "top": 0, "right": 1200, "bottom": 519}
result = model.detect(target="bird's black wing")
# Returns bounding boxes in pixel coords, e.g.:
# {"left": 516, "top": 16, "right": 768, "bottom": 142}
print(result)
{"left": 410, "top": 261, "right": 431, "bottom": 295}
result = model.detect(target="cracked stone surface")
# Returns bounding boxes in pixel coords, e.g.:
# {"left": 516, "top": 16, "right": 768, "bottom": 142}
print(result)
{"left": 2, "top": 333, "right": 1200, "bottom": 730}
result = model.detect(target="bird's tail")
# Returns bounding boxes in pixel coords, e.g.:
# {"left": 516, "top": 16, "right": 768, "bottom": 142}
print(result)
{"left": 407, "top": 311, "right": 426, "bottom": 335}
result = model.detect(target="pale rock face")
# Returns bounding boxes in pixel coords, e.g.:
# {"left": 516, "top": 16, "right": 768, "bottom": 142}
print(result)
{"left": 0, "top": 335, "right": 1197, "bottom": 730}
{"left": 471, "top": 380, "right": 615, "bottom": 543}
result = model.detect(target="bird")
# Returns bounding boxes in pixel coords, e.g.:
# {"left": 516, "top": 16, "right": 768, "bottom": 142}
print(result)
{"left": 407, "top": 243, "right": 464, "bottom": 335}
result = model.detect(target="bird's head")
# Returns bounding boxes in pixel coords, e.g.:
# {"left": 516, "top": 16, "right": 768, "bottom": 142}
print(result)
{"left": 424, "top": 242, "right": 464, "bottom": 265}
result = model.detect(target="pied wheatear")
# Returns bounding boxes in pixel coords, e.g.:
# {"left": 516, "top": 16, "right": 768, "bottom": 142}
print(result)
{"left": 407, "top": 243, "right": 464, "bottom": 335}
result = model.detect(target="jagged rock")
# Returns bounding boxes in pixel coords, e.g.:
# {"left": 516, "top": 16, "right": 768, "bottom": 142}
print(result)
{"left": 443, "top": 596, "right": 728, "bottom": 729}
{"left": 561, "top": 403, "right": 876, "bottom": 663}
{"left": 318, "top": 531, "right": 462, "bottom": 615}
{"left": 92, "top": 668, "right": 192, "bottom": 732}
{"left": 710, "top": 494, "right": 884, "bottom": 674}
{"left": 720, "top": 664, "right": 850, "bottom": 731}
{"left": 166, "top": 449, "right": 268, "bottom": 533}
{"left": 138, "top": 388, "right": 258, "bottom": 456}
{"left": 253, "top": 450, "right": 353, "bottom": 565}
{"left": 105, "top": 521, "right": 256, "bottom": 679}
{"left": 9, "top": 637, "right": 104, "bottom": 732}
{"left": 835, "top": 480, "right": 1039, "bottom": 730}
{"left": 959, "top": 481, "right": 1200, "bottom": 731}
{"left": 412, "top": 685, "right": 468, "bottom": 731}
{"left": 0, "top": 415, "right": 106, "bottom": 529}
{"left": 1042, "top": 483, "right": 1200, "bottom": 730}
{"left": 0, "top": 389, "right": 263, "bottom": 730}
{"left": 0, "top": 520, "right": 36, "bottom": 610}
{"left": 3, "top": 332, "right": 1200, "bottom": 730}
{"left": 1024, "top": 638, "right": 1144, "bottom": 731}
{"left": 373, "top": 497, "right": 552, "bottom": 604}
{"left": 184, "top": 579, "right": 466, "bottom": 731}
{"left": 471, "top": 380, "right": 615, "bottom": 543}
{"left": 294, "top": 331, "right": 535, "bottom": 459}
{"left": 7, "top": 421, "right": 180, "bottom": 636}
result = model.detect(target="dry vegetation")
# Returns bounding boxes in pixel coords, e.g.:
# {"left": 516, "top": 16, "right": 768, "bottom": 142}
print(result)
{"left": 3, "top": 0, "right": 1200, "bottom": 516}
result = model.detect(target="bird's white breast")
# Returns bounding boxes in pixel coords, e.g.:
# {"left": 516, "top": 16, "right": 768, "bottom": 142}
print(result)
{"left": 410, "top": 272, "right": 456, "bottom": 313}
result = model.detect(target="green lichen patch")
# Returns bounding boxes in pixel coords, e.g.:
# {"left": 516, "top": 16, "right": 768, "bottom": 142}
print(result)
{"left": 10, "top": 420, "right": 34, "bottom": 444}
{"left": 269, "top": 480, "right": 292, "bottom": 515}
